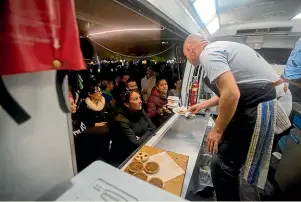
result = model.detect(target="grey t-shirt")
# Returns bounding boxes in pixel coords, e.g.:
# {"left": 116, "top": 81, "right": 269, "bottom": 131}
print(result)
{"left": 200, "top": 41, "right": 279, "bottom": 84}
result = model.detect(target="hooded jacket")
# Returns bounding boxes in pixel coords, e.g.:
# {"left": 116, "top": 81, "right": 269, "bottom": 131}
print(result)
{"left": 146, "top": 88, "right": 168, "bottom": 118}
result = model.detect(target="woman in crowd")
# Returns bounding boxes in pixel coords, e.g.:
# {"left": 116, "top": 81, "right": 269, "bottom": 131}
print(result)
{"left": 110, "top": 90, "right": 156, "bottom": 165}
{"left": 69, "top": 92, "right": 110, "bottom": 172}
{"left": 79, "top": 81, "right": 114, "bottom": 128}
{"left": 147, "top": 78, "right": 172, "bottom": 127}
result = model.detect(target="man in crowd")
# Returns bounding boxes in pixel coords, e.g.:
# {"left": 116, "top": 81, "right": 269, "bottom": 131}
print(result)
{"left": 102, "top": 80, "right": 115, "bottom": 107}
{"left": 141, "top": 67, "right": 156, "bottom": 103}
{"left": 282, "top": 37, "right": 301, "bottom": 102}
{"left": 122, "top": 73, "right": 130, "bottom": 84}
{"left": 183, "top": 33, "right": 291, "bottom": 201}
{"left": 113, "top": 73, "right": 131, "bottom": 109}
{"left": 126, "top": 79, "right": 138, "bottom": 91}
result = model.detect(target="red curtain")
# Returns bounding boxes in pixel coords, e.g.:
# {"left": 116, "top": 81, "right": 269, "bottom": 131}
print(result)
{"left": 0, "top": 0, "right": 85, "bottom": 75}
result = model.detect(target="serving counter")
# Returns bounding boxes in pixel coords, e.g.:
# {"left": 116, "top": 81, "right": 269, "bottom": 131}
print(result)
{"left": 54, "top": 114, "right": 211, "bottom": 201}
{"left": 120, "top": 113, "right": 210, "bottom": 198}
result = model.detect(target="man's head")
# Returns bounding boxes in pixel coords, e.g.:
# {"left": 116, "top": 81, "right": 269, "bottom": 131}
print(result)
{"left": 183, "top": 33, "right": 209, "bottom": 66}
{"left": 101, "top": 79, "right": 108, "bottom": 86}
{"left": 126, "top": 79, "right": 138, "bottom": 91}
{"left": 146, "top": 67, "right": 154, "bottom": 78}
{"left": 122, "top": 73, "right": 130, "bottom": 83}
{"left": 105, "top": 80, "right": 114, "bottom": 92}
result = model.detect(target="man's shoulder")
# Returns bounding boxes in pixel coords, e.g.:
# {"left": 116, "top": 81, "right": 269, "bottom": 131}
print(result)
{"left": 201, "top": 41, "right": 229, "bottom": 57}
{"left": 204, "top": 41, "right": 242, "bottom": 52}
{"left": 205, "top": 41, "right": 228, "bottom": 48}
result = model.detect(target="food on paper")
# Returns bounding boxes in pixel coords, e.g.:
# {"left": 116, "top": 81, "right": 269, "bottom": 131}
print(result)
{"left": 173, "top": 107, "right": 187, "bottom": 115}
{"left": 148, "top": 177, "right": 164, "bottom": 189}
{"left": 134, "top": 152, "right": 149, "bottom": 162}
{"left": 145, "top": 161, "right": 160, "bottom": 174}
{"left": 128, "top": 161, "right": 144, "bottom": 173}
{"left": 133, "top": 172, "right": 148, "bottom": 181}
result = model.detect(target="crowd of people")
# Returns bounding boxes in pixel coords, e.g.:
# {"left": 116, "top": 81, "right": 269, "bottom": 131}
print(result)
{"left": 68, "top": 62, "right": 182, "bottom": 171}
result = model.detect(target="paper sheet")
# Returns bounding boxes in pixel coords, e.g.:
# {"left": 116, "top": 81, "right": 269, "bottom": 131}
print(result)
{"left": 147, "top": 152, "right": 185, "bottom": 182}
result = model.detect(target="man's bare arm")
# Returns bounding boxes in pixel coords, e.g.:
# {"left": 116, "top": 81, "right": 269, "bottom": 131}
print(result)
{"left": 214, "top": 71, "right": 240, "bottom": 134}
{"left": 200, "top": 96, "right": 219, "bottom": 109}
{"left": 188, "top": 96, "right": 219, "bottom": 114}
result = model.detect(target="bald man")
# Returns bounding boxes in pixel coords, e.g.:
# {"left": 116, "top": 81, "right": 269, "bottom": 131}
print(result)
{"left": 183, "top": 34, "right": 292, "bottom": 200}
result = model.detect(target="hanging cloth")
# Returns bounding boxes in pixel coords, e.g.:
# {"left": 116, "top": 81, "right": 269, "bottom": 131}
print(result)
{"left": 0, "top": 0, "right": 85, "bottom": 123}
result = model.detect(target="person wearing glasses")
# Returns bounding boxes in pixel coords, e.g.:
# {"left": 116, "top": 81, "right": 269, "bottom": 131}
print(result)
{"left": 79, "top": 80, "right": 114, "bottom": 128}
{"left": 70, "top": 82, "right": 112, "bottom": 171}
{"left": 77, "top": 81, "right": 114, "bottom": 165}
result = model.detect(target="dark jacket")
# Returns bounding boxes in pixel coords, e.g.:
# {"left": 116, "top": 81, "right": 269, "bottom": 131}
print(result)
{"left": 110, "top": 107, "right": 156, "bottom": 163}
{"left": 79, "top": 100, "right": 114, "bottom": 128}
{"left": 102, "top": 89, "right": 116, "bottom": 108}
{"left": 71, "top": 111, "right": 111, "bottom": 171}
{"left": 71, "top": 113, "right": 87, "bottom": 137}
{"left": 146, "top": 89, "right": 168, "bottom": 118}
{"left": 112, "top": 83, "right": 127, "bottom": 109}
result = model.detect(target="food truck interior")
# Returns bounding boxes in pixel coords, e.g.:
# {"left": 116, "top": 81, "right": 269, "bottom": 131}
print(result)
{"left": 1, "top": 0, "right": 301, "bottom": 201}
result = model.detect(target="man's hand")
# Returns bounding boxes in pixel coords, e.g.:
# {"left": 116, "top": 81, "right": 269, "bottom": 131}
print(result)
{"left": 188, "top": 103, "right": 203, "bottom": 114}
{"left": 207, "top": 127, "right": 223, "bottom": 153}
{"left": 188, "top": 97, "right": 220, "bottom": 114}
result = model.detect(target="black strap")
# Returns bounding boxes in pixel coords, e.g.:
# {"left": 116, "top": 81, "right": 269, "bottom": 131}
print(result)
{"left": 56, "top": 71, "right": 70, "bottom": 113}
{"left": 0, "top": 77, "right": 31, "bottom": 124}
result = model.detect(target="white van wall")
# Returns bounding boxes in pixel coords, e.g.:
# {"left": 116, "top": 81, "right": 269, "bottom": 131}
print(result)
{"left": 210, "top": 35, "right": 299, "bottom": 49}
{"left": 210, "top": 20, "right": 301, "bottom": 49}
{"left": 212, "top": 20, "right": 301, "bottom": 38}
{"left": 0, "top": 71, "right": 75, "bottom": 200}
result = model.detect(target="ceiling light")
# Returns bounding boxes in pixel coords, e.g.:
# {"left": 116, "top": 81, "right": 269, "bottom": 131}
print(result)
{"left": 207, "top": 16, "right": 219, "bottom": 35}
{"left": 184, "top": 7, "right": 198, "bottom": 25}
{"left": 292, "top": 12, "right": 301, "bottom": 20}
{"left": 193, "top": 0, "right": 216, "bottom": 25}
{"left": 89, "top": 28, "right": 163, "bottom": 36}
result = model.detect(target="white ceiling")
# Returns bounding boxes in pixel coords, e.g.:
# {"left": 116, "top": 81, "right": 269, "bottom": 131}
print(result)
{"left": 75, "top": 0, "right": 183, "bottom": 42}
{"left": 217, "top": 0, "right": 301, "bottom": 26}
{"left": 74, "top": 0, "right": 185, "bottom": 57}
